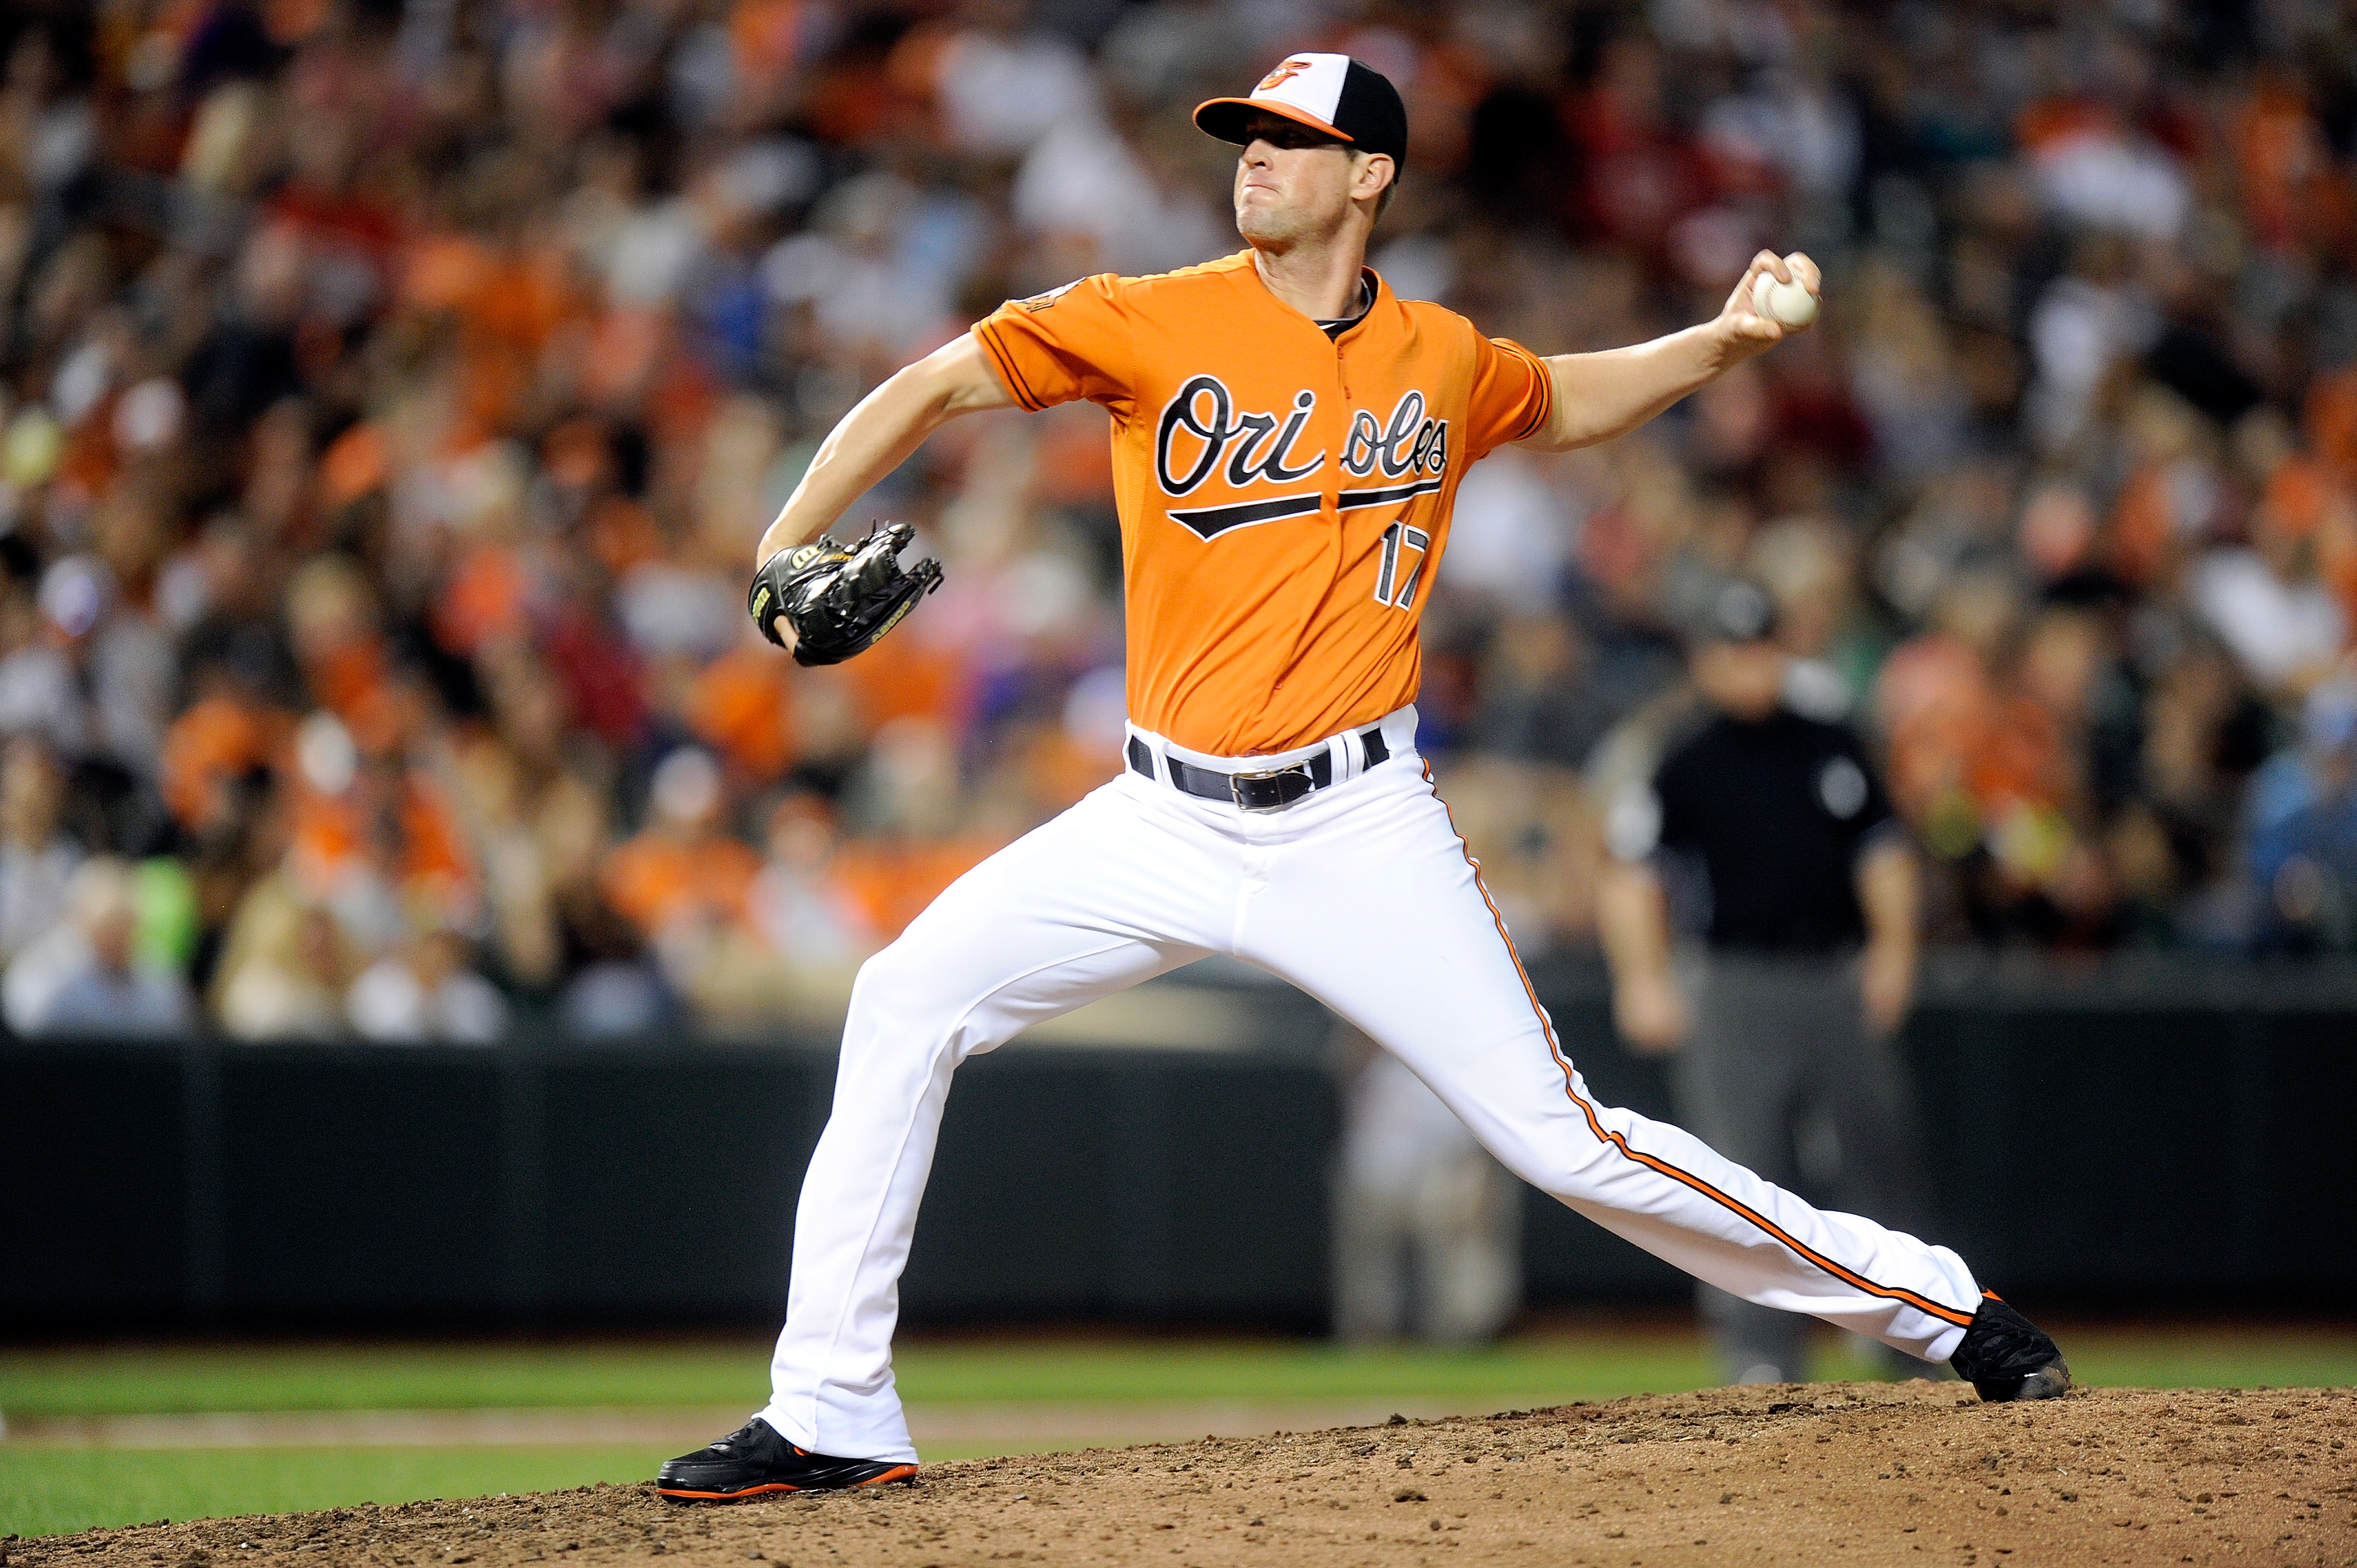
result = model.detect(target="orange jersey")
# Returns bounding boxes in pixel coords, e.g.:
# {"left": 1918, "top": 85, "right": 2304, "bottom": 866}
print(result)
{"left": 973, "top": 251, "right": 1552, "bottom": 756}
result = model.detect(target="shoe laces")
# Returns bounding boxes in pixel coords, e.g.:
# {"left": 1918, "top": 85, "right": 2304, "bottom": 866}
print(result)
{"left": 712, "top": 1420, "right": 769, "bottom": 1454}
{"left": 1953, "top": 1299, "right": 2059, "bottom": 1381}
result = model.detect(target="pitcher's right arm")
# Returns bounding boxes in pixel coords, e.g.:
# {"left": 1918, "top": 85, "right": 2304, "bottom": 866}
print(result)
{"left": 754, "top": 334, "right": 1017, "bottom": 566}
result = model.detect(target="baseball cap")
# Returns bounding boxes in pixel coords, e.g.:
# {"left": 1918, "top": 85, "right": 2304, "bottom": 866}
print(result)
{"left": 1194, "top": 54, "right": 1408, "bottom": 168}
{"left": 1693, "top": 579, "right": 1780, "bottom": 646}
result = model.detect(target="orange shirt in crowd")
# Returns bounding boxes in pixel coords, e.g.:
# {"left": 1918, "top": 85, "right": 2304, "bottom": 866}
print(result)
{"left": 971, "top": 252, "right": 1553, "bottom": 756}
{"left": 286, "top": 771, "right": 477, "bottom": 917}
{"left": 600, "top": 831, "right": 764, "bottom": 936}
{"left": 687, "top": 644, "right": 797, "bottom": 780}
{"left": 161, "top": 697, "right": 286, "bottom": 832}
{"left": 830, "top": 837, "right": 1004, "bottom": 940}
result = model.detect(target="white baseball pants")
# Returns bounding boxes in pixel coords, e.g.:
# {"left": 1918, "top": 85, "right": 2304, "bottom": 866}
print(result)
{"left": 759, "top": 706, "right": 1982, "bottom": 1463}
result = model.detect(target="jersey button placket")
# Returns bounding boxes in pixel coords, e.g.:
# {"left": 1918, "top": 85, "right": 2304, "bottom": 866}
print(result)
{"left": 1328, "top": 333, "right": 1349, "bottom": 531}
{"left": 1325, "top": 335, "right": 1353, "bottom": 616}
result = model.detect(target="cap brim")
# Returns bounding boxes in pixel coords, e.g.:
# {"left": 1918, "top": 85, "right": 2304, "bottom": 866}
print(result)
{"left": 1192, "top": 97, "right": 1355, "bottom": 147}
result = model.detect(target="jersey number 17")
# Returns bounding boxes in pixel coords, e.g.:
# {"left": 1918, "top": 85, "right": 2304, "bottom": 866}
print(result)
{"left": 1373, "top": 522, "right": 1431, "bottom": 610}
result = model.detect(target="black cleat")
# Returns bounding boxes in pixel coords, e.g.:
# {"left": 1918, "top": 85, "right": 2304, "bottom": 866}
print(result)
{"left": 656, "top": 1418, "right": 918, "bottom": 1500}
{"left": 1949, "top": 1296, "right": 2072, "bottom": 1402}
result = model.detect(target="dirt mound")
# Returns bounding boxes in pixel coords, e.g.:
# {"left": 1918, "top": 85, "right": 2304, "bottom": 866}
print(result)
{"left": 14, "top": 1384, "right": 2354, "bottom": 1567}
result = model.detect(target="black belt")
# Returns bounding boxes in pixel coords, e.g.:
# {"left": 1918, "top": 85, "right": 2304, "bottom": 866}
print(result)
{"left": 1127, "top": 726, "right": 1390, "bottom": 812}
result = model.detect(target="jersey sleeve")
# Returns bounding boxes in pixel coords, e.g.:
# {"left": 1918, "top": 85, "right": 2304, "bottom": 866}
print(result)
{"left": 971, "top": 274, "right": 1134, "bottom": 415}
{"left": 1463, "top": 333, "right": 1555, "bottom": 460}
{"left": 1831, "top": 726, "right": 1898, "bottom": 847}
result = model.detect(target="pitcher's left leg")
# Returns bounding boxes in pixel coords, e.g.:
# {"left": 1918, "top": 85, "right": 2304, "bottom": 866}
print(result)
{"left": 1239, "top": 762, "right": 1982, "bottom": 1364}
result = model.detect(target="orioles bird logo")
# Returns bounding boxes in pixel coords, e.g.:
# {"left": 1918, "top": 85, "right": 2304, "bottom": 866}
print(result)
{"left": 1257, "top": 58, "right": 1312, "bottom": 91}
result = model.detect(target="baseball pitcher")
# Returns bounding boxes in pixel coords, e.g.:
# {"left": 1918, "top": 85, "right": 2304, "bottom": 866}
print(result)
{"left": 659, "top": 53, "right": 2069, "bottom": 1502}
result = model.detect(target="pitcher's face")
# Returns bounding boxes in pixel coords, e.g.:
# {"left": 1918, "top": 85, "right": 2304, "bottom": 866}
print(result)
{"left": 1232, "top": 111, "right": 1364, "bottom": 246}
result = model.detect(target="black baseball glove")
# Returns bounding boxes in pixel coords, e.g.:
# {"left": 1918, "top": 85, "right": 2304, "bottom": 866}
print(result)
{"left": 747, "top": 521, "right": 944, "bottom": 667}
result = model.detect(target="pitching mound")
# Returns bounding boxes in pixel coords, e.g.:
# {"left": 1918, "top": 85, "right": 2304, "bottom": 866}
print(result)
{"left": 14, "top": 1384, "right": 2353, "bottom": 1567}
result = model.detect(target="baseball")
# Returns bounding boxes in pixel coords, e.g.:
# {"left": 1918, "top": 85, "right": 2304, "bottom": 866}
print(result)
{"left": 1751, "top": 269, "right": 1819, "bottom": 327}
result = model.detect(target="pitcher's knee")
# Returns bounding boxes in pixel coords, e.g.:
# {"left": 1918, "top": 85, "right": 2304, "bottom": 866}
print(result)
{"left": 843, "top": 936, "right": 965, "bottom": 1050}
{"left": 1485, "top": 1122, "right": 1624, "bottom": 1203}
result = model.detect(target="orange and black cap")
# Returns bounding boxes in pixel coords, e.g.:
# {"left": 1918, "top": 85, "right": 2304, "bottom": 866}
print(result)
{"left": 1194, "top": 53, "right": 1408, "bottom": 169}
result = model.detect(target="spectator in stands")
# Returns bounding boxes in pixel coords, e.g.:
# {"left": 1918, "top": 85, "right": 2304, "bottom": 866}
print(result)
{"left": 346, "top": 926, "right": 509, "bottom": 1044}
{"left": 560, "top": 896, "right": 673, "bottom": 1039}
{"left": 0, "top": 736, "right": 79, "bottom": 966}
{"left": 214, "top": 895, "right": 347, "bottom": 1040}
{"left": 2248, "top": 671, "right": 2357, "bottom": 951}
{"left": 5, "top": 0, "right": 2357, "bottom": 1045}
{"left": 204, "top": 767, "right": 349, "bottom": 1039}
{"left": 0, "top": 581, "right": 84, "bottom": 758}
{"left": 746, "top": 791, "right": 876, "bottom": 973}
{"left": 600, "top": 746, "right": 762, "bottom": 1007}
{"left": 3, "top": 857, "right": 193, "bottom": 1036}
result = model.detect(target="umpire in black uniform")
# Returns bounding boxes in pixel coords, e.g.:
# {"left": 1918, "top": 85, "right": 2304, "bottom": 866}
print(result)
{"left": 1597, "top": 580, "right": 1929, "bottom": 1386}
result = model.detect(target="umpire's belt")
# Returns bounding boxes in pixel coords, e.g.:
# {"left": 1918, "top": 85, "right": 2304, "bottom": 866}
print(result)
{"left": 1127, "top": 725, "right": 1389, "bottom": 812}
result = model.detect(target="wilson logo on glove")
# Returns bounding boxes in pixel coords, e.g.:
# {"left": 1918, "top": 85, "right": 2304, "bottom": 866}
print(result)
{"left": 748, "top": 521, "right": 944, "bottom": 667}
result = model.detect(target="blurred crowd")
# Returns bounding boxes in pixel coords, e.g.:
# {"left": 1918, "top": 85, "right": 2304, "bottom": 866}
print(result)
{"left": 6, "top": 0, "right": 2357, "bottom": 1042}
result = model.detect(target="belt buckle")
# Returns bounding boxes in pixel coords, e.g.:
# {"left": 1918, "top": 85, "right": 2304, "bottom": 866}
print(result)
{"left": 1229, "top": 764, "right": 1313, "bottom": 813}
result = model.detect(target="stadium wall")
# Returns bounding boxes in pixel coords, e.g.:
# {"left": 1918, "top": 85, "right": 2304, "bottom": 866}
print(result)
{"left": 4, "top": 958, "right": 2353, "bottom": 1332}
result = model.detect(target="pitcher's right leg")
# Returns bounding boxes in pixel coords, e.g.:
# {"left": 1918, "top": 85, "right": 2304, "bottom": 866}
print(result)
{"left": 755, "top": 776, "right": 1230, "bottom": 1464}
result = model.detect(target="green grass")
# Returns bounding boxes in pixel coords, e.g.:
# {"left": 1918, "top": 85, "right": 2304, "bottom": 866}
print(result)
{"left": 0, "top": 1332, "right": 1723, "bottom": 1419}
{"left": 4, "top": 1325, "right": 2352, "bottom": 1420}
{"left": 0, "top": 1446, "right": 668, "bottom": 1541}
{"left": 2039, "top": 1325, "right": 2357, "bottom": 1392}
{"left": 2, "top": 1323, "right": 2350, "bottom": 1540}
{"left": 0, "top": 1340, "right": 775, "bottom": 1419}
{"left": 0, "top": 1437, "right": 1111, "bottom": 1542}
